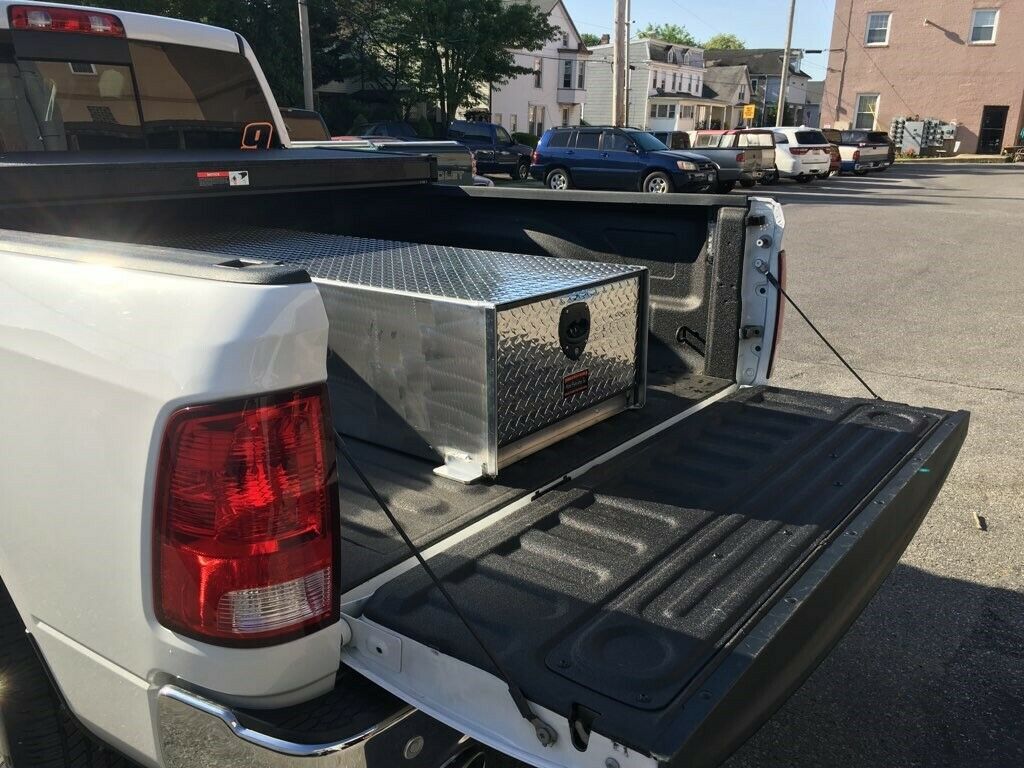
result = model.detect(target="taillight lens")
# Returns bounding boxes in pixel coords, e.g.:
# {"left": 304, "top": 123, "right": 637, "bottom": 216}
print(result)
{"left": 767, "top": 250, "right": 786, "bottom": 379}
{"left": 853, "top": 149, "right": 861, "bottom": 161}
{"left": 154, "top": 385, "right": 339, "bottom": 646}
{"left": 736, "top": 152, "right": 745, "bottom": 163}
{"left": 531, "top": 149, "right": 539, "bottom": 165}
{"left": 790, "top": 147, "right": 809, "bottom": 156}
{"left": 8, "top": 5, "right": 125, "bottom": 36}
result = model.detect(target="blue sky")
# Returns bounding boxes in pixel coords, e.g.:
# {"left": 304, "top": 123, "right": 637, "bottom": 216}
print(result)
{"left": 563, "top": 0, "right": 837, "bottom": 82}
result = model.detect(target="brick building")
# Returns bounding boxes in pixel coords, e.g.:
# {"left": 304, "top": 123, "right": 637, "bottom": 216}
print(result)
{"left": 824, "top": 1, "right": 1024, "bottom": 153}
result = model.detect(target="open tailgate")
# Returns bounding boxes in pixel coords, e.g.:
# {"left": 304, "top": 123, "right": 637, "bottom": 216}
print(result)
{"left": 343, "top": 386, "right": 968, "bottom": 768}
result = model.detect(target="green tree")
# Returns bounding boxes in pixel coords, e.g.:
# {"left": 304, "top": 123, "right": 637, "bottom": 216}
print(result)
{"left": 396, "top": 0, "right": 556, "bottom": 126}
{"left": 580, "top": 32, "right": 603, "bottom": 48}
{"left": 636, "top": 23, "right": 698, "bottom": 47}
{"left": 703, "top": 33, "right": 745, "bottom": 50}
{"left": 49, "top": 0, "right": 344, "bottom": 108}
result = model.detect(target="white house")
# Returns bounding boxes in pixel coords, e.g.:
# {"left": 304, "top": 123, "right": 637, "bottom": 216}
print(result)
{"left": 466, "top": 0, "right": 589, "bottom": 136}
{"left": 584, "top": 39, "right": 706, "bottom": 130}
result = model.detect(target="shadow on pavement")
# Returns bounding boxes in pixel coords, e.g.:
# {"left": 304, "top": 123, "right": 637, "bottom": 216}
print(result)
{"left": 726, "top": 563, "right": 1024, "bottom": 767}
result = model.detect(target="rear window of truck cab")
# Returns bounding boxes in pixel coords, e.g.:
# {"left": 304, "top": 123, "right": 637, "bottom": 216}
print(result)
{"left": 0, "top": 31, "right": 279, "bottom": 152}
{"left": 794, "top": 130, "right": 829, "bottom": 145}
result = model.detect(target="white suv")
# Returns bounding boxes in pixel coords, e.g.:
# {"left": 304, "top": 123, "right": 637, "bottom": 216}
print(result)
{"left": 772, "top": 127, "right": 832, "bottom": 183}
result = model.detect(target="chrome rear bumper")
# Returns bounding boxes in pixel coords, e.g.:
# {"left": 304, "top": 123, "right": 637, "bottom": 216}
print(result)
{"left": 157, "top": 685, "right": 467, "bottom": 767}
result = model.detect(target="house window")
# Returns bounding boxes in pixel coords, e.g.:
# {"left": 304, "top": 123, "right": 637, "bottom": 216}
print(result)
{"left": 577, "top": 61, "right": 585, "bottom": 89}
{"left": 681, "top": 105, "right": 694, "bottom": 119}
{"left": 739, "top": 85, "right": 747, "bottom": 102}
{"left": 494, "top": 113, "right": 502, "bottom": 126}
{"left": 533, "top": 58, "right": 542, "bottom": 88}
{"left": 671, "top": 73, "right": 677, "bottom": 91}
{"left": 562, "top": 59, "right": 573, "bottom": 88}
{"left": 650, "top": 104, "right": 658, "bottom": 118}
{"left": 660, "top": 72, "right": 667, "bottom": 89}
{"left": 854, "top": 93, "right": 880, "bottom": 129}
{"left": 529, "top": 104, "right": 546, "bottom": 136}
{"left": 865, "top": 12, "right": 891, "bottom": 45}
{"left": 668, "top": 104, "right": 677, "bottom": 118}
{"left": 561, "top": 106, "right": 570, "bottom": 126}
{"left": 970, "top": 9, "right": 999, "bottom": 43}
{"left": 510, "top": 113, "right": 518, "bottom": 132}
{"left": 561, "top": 31, "right": 570, "bottom": 47}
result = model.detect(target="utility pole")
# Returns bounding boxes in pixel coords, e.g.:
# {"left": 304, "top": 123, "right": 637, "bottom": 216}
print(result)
{"left": 612, "top": 0, "right": 627, "bottom": 126}
{"left": 624, "top": 0, "right": 632, "bottom": 126}
{"left": 298, "top": 0, "right": 314, "bottom": 110}
{"left": 775, "top": 0, "right": 796, "bottom": 127}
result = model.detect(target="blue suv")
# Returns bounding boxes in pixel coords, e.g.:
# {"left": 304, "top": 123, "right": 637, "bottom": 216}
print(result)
{"left": 530, "top": 126, "right": 717, "bottom": 193}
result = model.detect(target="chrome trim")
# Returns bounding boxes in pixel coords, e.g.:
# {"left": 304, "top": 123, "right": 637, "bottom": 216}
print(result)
{"left": 157, "top": 685, "right": 461, "bottom": 767}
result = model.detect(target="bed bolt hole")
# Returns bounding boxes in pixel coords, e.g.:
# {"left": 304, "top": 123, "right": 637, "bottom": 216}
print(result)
{"left": 754, "top": 345, "right": 762, "bottom": 352}
{"left": 557, "top": 658, "right": 571, "bottom": 669}
{"left": 846, "top": 530, "right": 858, "bottom": 537}
{"left": 833, "top": 481, "right": 844, "bottom": 487}
{"left": 829, "top": 452, "right": 839, "bottom": 459}
{"left": 783, "top": 529, "right": 792, "bottom": 536}
{"left": 784, "top": 597, "right": 799, "bottom": 604}
{"left": 758, "top": 287, "right": 767, "bottom": 295}
{"left": 699, "top": 691, "right": 713, "bottom": 700}
{"left": 637, "top": 693, "right": 651, "bottom": 703}
{"left": 375, "top": 645, "right": 384, "bottom": 654}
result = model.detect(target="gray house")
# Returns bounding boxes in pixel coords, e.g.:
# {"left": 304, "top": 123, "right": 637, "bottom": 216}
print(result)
{"left": 704, "top": 48, "right": 811, "bottom": 127}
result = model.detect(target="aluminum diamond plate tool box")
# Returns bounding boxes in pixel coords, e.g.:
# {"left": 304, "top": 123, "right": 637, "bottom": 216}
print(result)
{"left": 162, "top": 227, "right": 648, "bottom": 482}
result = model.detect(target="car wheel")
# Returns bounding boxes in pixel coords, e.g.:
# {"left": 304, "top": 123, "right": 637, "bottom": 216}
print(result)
{"left": 0, "top": 581, "right": 129, "bottom": 767}
{"left": 545, "top": 168, "right": 572, "bottom": 190}
{"left": 512, "top": 159, "right": 530, "bottom": 181}
{"left": 854, "top": 169, "right": 870, "bottom": 176}
{"left": 642, "top": 171, "right": 673, "bottom": 194}
{"left": 713, "top": 180, "right": 736, "bottom": 194}
{"left": 795, "top": 176, "right": 814, "bottom": 184}
{"left": 758, "top": 171, "right": 779, "bottom": 185}
{"left": 739, "top": 178, "right": 756, "bottom": 189}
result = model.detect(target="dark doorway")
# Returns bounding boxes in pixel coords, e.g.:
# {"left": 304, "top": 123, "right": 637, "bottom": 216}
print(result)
{"left": 978, "top": 105, "right": 1008, "bottom": 154}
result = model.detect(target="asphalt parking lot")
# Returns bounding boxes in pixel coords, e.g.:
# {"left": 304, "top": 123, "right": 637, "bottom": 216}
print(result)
{"left": 724, "top": 164, "right": 1024, "bottom": 767}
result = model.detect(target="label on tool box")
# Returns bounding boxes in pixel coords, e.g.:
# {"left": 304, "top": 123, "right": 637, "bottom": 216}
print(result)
{"left": 196, "top": 170, "right": 250, "bottom": 188}
{"left": 562, "top": 369, "right": 590, "bottom": 399}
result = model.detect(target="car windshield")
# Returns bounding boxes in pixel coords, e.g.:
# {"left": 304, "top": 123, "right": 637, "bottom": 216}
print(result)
{"left": 0, "top": 39, "right": 278, "bottom": 152}
{"left": 627, "top": 131, "right": 667, "bottom": 151}
{"left": 795, "top": 130, "right": 829, "bottom": 145}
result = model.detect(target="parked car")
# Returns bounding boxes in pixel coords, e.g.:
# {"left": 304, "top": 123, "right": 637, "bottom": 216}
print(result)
{"left": 531, "top": 126, "right": 718, "bottom": 193}
{"left": 0, "top": 5, "right": 970, "bottom": 768}
{"left": 361, "top": 120, "right": 421, "bottom": 140}
{"left": 772, "top": 127, "right": 833, "bottom": 182}
{"left": 679, "top": 129, "right": 761, "bottom": 192}
{"left": 826, "top": 142, "right": 842, "bottom": 177}
{"left": 648, "top": 130, "right": 691, "bottom": 150}
{"left": 821, "top": 129, "right": 893, "bottom": 175}
{"left": 284, "top": 112, "right": 489, "bottom": 186}
{"left": 448, "top": 120, "right": 535, "bottom": 179}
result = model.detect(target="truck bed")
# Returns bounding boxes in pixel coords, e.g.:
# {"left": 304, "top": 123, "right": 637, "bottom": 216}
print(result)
{"left": 362, "top": 386, "right": 968, "bottom": 764}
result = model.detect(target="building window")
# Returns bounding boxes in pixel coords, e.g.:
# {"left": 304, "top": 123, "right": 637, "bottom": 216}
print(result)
{"left": 660, "top": 72, "right": 667, "bottom": 89}
{"left": 652, "top": 70, "right": 657, "bottom": 87}
{"left": 561, "top": 31, "right": 570, "bottom": 47}
{"left": 494, "top": 113, "right": 502, "bottom": 126}
{"left": 562, "top": 59, "right": 573, "bottom": 88}
{"left": 970, "top": 9, "right": 999, "bottom": 43}
{"left": 650, "top": 104, "right": 658, "bottom": 118}
{"left": 577, "top": 61, "right": 585, "bottom": 89}
{"left": 865, "top": 12, "right": 890, "bottom": 45}
{"left": 510, "top": 113, "right": 518, "bottom": 132}
{"left": 561, "top": 107, "right": 570, "bottom": 126}
{"left": 668, "top": 104, "right": 677, "bottom": 118}
{"left": 739, "top": 85, "right": 747, "bottom": 102}
{"left": 529, "top": 104, "right": 546, "bottom": 136}
{"left": 533, "top": 58, "right": 542, "bottom": 88}
{"left": 751, "top": 77, "right": 759, "bottom": 94}
{"left": 854, "top": 93, "right": 880, "bottom": 129}
{"left": 681, "top": 105, "right": 694, "bottom": 119}
{"left": 671, "top": 73, "right": 677, "bottom": 91}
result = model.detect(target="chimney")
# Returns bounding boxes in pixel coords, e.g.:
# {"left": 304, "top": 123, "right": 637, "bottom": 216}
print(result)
{"left": 600, "top": 34, "right": 610, "bottom": 45}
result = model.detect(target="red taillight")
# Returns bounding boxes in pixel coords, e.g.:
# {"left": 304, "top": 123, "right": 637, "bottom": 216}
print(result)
{"left": 767, "top": 250, "right": 786, "bottom": 379}
{"left": 8, "top": 5, "right": 125, "bottom": 36}
{"left": 531, "top": 149, "right": 539, "bottom": 165}
{"left": 736, "top": 152, "right": 745, "bottom": 163}
{"left": 790, "top": 147, "right": 809, "bottom": 156}
{"left": 154, "top": 385, "right": 339, "bottom": 646}
{"left": 853, "top": 149, "right": 861, "bottom": 161}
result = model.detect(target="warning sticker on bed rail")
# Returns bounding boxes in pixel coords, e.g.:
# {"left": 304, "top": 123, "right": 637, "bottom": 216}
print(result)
{"left": 196, "top": 170, "right": 250, "bottom": 188}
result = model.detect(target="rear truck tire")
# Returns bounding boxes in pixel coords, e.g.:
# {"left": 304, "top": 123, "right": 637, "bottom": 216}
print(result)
{"left": 713, "top": 179, "right": 736, "bottom": 194}
{"left": 795, "top": 175, "right": 814, "bottom": 184}
{"left": 854, "top": 168, "right": 870, "bottom": 176}
{"left": 0, "top": 581, "right": 129, "bottom": 767}
{"left": 758, "top": 170, "right": 779, "bottom": 185}
{"left": 739, "top": 178, "right": 756, "bottom": 189}
{"left": 511, "top": 159, "right": 530, "bottom": 181}
{"left": 642, "top": 170, "right": 673, "bottom": 194}
{"left": 545, "top": 167, "right": 572, "bottom": 190}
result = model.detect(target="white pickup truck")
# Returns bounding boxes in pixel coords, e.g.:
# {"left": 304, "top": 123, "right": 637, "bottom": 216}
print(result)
{"left": 0, "top": 4, "right": 969, "bottom": 768}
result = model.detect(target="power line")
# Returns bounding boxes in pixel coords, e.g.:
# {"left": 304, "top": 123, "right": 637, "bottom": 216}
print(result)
{"left": 665, "top": 0, "right": 721, "bottom": 36}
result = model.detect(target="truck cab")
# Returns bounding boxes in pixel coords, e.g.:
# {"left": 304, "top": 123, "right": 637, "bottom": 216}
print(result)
{"left": 448, "top": 119, "right": 535, "bottom": 179}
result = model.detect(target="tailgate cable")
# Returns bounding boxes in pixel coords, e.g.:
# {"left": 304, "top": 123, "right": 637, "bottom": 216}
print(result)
{"left": 763, "top": 270, "right": 882, "bottom": 400}
{"left": 333, "top": 430, "right": 560, "bottom": 748}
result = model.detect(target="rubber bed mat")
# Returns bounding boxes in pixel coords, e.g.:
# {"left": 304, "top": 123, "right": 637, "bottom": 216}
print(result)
{"left": 362, "top": 386, "right": 954, "bottom": 754}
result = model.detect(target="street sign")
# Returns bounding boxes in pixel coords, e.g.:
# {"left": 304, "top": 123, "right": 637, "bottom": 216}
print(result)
{"left": 742, "top": 104, "right": 757, "bottom": 121}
